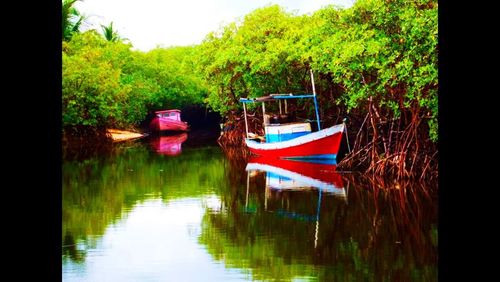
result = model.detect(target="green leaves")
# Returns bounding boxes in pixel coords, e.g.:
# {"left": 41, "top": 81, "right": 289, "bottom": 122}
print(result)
{"left": 62, "top": 0, "right": 437, "bottom": 143}
{"left": 62, "top": 31, "right": 207, "bottom": 129}
{"left": 100, "top": 22, "right": 121, "bottom": 42}
{"left": 194, "top": 1, "right": 437, "bottom": 142}
{"left": 196, "top": 5, "right": 308, "bottom": 115}
{"left": 62, "top": 0, "right": 86, "bottom": 41}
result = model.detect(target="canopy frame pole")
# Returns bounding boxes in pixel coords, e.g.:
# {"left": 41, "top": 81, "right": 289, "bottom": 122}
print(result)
{"left": 310, "top": 69, "right": 321, "bottom": 130}
{"left": 243, "top": 103, "right": 249, "bottom": 138}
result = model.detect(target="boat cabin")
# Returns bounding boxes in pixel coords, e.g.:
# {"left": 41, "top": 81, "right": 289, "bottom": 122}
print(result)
{"left": 265, "top": 122, "right": 311, "bottom": 143}
{"left": 240, "top": 93, "right": 321, "bottom": 144}
{"left": 155, "top": 109, "right": 181, "bottom": 121}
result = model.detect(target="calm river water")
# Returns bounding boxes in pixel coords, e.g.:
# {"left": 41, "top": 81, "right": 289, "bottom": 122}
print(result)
{"left": 62, "top": 134, "right": 437, "bottom": 281}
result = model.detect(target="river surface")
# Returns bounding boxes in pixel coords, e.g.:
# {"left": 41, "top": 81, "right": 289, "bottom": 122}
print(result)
{"left": 62, "top": 134, "right": 438, "bottom": 281}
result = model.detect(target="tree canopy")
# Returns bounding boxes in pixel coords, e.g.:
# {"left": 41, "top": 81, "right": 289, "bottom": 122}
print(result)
{"left": 62, "top": 0, "right": 438, "bottom": 177}
{"left": 196, "top": 0, "right": 437, "bottom": 141}
{"left": 63, "top": 30, "right": 207, "bottom": 129}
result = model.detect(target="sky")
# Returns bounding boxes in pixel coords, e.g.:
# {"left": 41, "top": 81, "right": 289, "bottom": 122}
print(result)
{"left": 75, "top": 0, "right": 355, "bottom": 52}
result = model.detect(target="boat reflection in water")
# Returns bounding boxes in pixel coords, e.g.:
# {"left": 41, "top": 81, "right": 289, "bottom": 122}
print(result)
{"left": 245, "top": 157, "right": 347, "bottom": 248}
{"left": 149, "top": 133, "right": 188, "bottom": 156}
{"left": 246, "top": 156, "right": 346, "bottom": 197}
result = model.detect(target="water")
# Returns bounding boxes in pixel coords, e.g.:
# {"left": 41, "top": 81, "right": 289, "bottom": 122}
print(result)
{"left": 62, "top": 135, "right": 438, "bottom": 281}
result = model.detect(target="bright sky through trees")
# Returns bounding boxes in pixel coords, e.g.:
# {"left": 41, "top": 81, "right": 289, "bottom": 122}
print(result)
{"left": 75, "top": 0, "right": 354, "bottom": 51}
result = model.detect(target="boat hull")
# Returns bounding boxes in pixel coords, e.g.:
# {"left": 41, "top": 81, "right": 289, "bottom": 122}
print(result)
{"left": 150, "top": 117, "right": 189, "bottom": 132}
{"left": 245, "top": 124, "right": 344, "bottom": 159}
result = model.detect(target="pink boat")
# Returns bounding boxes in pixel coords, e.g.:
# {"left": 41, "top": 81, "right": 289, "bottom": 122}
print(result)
{"left": 150, "top": 109, "right": 189, "bottom": 132}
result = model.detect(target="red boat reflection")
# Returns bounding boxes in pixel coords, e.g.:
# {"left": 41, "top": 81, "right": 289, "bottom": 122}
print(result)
{"left": 150, "top": 133, "right": 188, "bottom": 156}
{"left": 246, "top": 156, "right": 345, "bottom": 197}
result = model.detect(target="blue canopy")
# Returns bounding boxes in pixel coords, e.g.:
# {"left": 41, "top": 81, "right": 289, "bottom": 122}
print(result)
{"left": 239, "top": 93, "right": 322, "bottom": 130}
{"left": 239, "top": 93, "right": 316, "bottom": 103}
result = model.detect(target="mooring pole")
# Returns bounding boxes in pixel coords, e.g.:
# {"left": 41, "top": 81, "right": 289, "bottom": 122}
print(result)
{"left": 343, "top": 118, "right": 351, "bottom": 153}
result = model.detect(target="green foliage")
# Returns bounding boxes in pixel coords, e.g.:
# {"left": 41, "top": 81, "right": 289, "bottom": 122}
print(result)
{"left": 62, "top": 31, "right": 207, "bottom": 129}
{"left": 100, "top": 21, "right": 121, "bottom": 42}
{"left": 62, "top": 0, "right": 438, "bottom": 142}
{"left": 197, "top": 0, "right": 438, "bottom": 141}
{"left": 197, "top": 5, "right": 307, "bottom": 115}
{"left": 63, "top": 31, "right": 131, "bottom": 127}
{"left": 62, "top": 0, "right": 85, "bottom": 41}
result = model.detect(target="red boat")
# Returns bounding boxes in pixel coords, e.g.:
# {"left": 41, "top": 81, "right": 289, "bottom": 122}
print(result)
{"left": 244, "top": 123, "right": 344, "bottom": 159}
{"left": 150, "top": 109, "right": 189, "bottom": 132}
{"left": 150, "top": 133, "right": 188, "bottom": 156}
{"left": 239, "top": 70, "right": 346, "bottom": 160}
{"left": 246, "top": 156, "right": 345, "bottom": 196}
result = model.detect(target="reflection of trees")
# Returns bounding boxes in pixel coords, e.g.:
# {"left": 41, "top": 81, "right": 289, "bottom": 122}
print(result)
{"left": 63, "top": 141, "right": 437, "bottom": 280}
{"left": 342, "top": 174, "right": 438, "bottom": 266}
{"left": 62, "top": 144, "right": 226, "bottom": 263}
{"left": 62, "top": 232, "right": 86, "bottom": 263}
{"left": 199, "top": 169, "right": 438, "bottom": 281}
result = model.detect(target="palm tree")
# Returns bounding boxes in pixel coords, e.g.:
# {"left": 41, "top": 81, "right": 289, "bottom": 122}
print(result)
{"left": 101, "top": 22, "right": 121, "bottom": 42}
{"left": 62, "top": 0, "right": 86, "bottom": 41}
